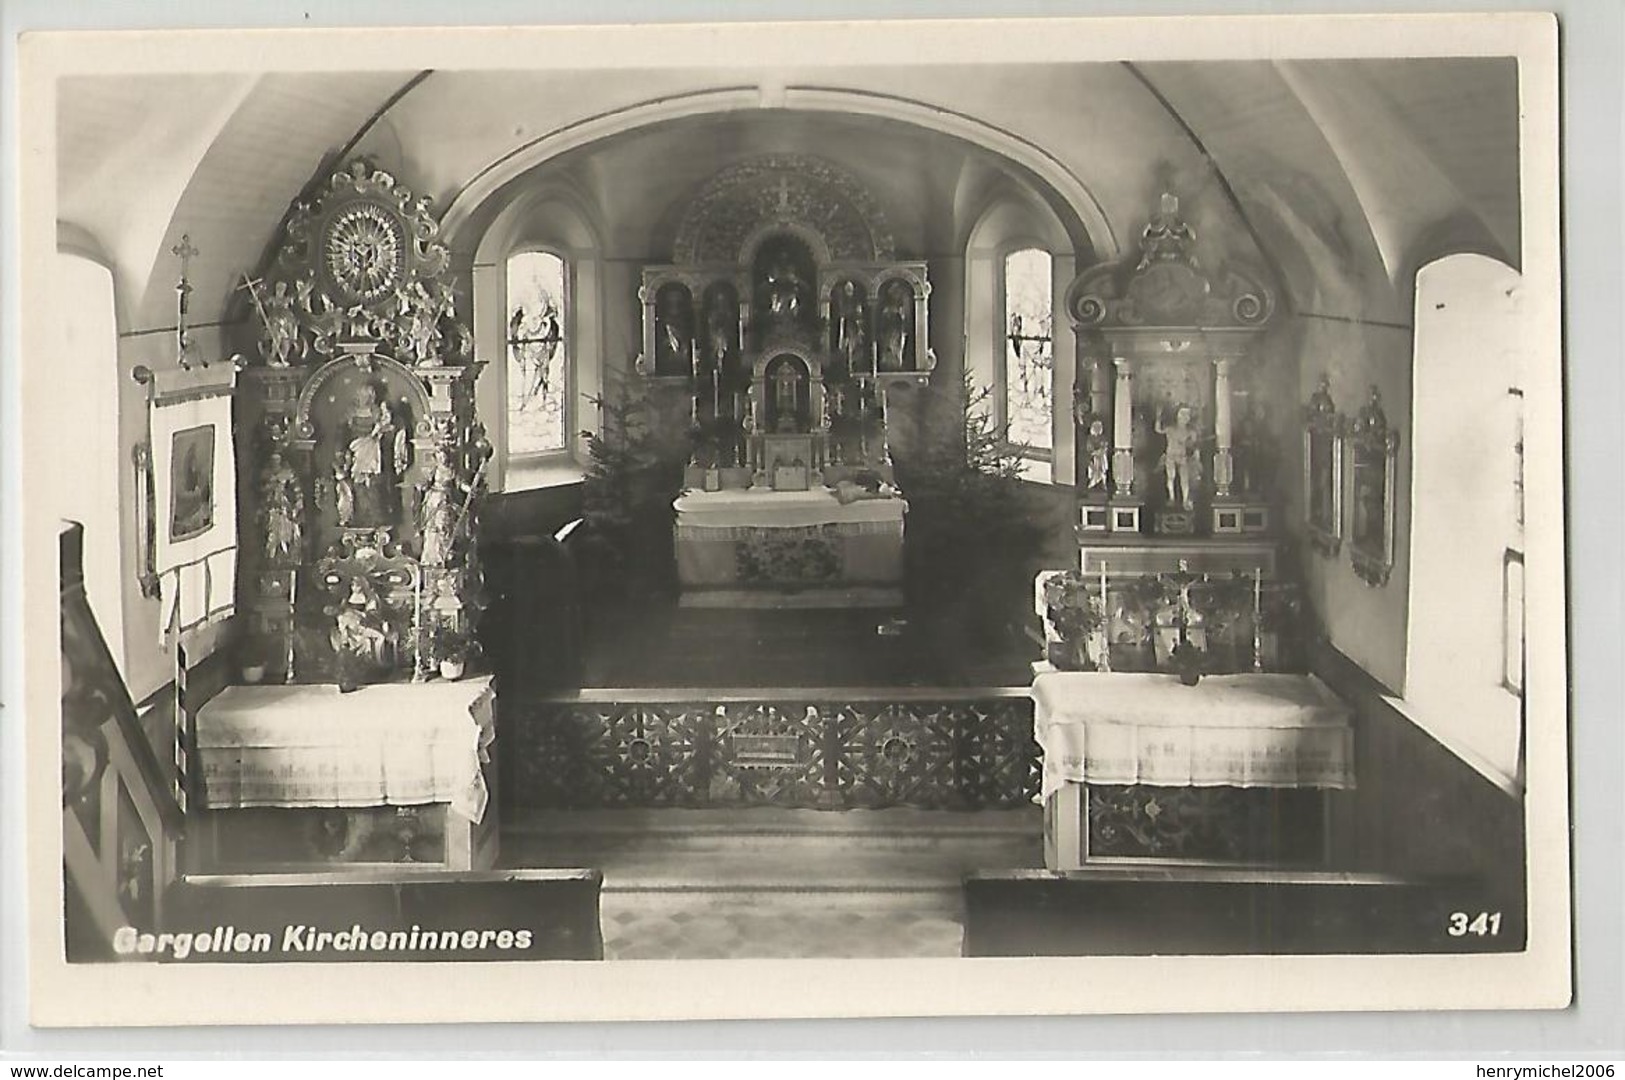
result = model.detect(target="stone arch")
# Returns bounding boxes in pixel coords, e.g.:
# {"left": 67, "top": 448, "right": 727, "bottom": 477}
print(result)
{"left": 438, "top": 87, "right": 1117, "bottom": 261}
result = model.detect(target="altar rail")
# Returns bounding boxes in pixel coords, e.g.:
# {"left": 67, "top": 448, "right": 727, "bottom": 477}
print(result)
{"left": 498, "top": 689, "right": 1039, "bottom": 811}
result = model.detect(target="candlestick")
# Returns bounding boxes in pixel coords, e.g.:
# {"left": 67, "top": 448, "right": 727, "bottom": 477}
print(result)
{"left": 1098, "top": 560, "right": 1111, "bottom": 673}
{"left": 1252, "top": 567, "right": 1263, "bottom": 672}
{"left": 285, "top": 569, "right": 298, "bottom": 684}
{"left": 412, "top": 568, "right": 425, "bottom": 683}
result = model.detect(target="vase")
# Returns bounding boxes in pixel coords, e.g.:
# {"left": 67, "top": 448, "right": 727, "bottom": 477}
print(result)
{"left": 439, "top": 658, "right": 465, "bottom": 681}
{"left": 241, "top": 664, "right": 266, "bottom": 684}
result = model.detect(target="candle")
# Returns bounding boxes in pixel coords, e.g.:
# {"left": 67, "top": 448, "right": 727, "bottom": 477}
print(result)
{"left": 285, "top": 570, "right": 298, "bottom": 684}
{"left": 1252, "top": 567, "right": 1263, "bottom": 672}
{"left": 1098, "top": 560, "right": 1110, "bottom": 673}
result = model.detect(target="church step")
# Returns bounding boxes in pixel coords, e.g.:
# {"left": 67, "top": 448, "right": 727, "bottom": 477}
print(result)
{"left": 506, "top": 806, "right": 1042, "bottom": 841}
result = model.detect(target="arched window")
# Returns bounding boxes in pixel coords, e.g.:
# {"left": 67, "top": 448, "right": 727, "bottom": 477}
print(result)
{"left": 1003, "top": 247, "right": 1054, "bottom": 455}
{"left": 54, "top": 251, "right": 126, "bottom": 674}
{"left": 1405, "top": 252, "right": 1523, "bottom": 783}
{"left": 505, "top": 250, "right": 569, "bottom": 457}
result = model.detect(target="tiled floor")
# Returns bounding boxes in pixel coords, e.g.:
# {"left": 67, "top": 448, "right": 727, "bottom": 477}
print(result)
{"left": 599, "top": 896, "right": 966, "bottom": 960}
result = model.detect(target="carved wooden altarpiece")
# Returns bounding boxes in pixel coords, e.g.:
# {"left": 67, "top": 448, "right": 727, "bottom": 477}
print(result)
{"left": 1067, "top": 192, "right": 1277, "bottom": 540}
{"left": 636, "top": 155, "right": 935, "bottom": 489}
{"left": 235, "top": 158, "right": 487, "bottom": 686}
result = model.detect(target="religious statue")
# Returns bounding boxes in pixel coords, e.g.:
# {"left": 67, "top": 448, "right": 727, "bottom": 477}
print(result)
{"left": 259, "top": 281, "right": 304, "bottom": 367}
{"left": 345, "top": 382, "right": 401, "bottom": 524}
{"left": 705, "top": 292, "right": 736, "bottom": 370}
{"left": 1156, "top": 402, "right": 1204, "bottom": 511}
{"left": 833, "top": 281, "right": 867, "bottom": 371}
{"left": 1233, "top": 399, "right": 1274, "bottom": 495}
{"left": 1082, "top": 415, "right": 1111, "bottom": 493}
{"left": 655, "top": 291, "right": 693, "bottom": 375}
{"left": 331, "top": 576, "right": 393, "bottom": 692}
{"left": 417, "top": 447, "right": 467, "bottom": 567}
{"left": 331, "top": 449, "right": 356, "bottom": 527}
{"left": 764, "top": 258, "right": 807, "bottom": 325}
{"left": 877, "top": 282, "right": 912, "bottom": 371}
{"left": 398, "top": 281, "right": 443, "bottom": 366}
{"left": 1136, "top": 192, "right": 1199, "bottom": 270}
{"left": 259, "top": 451, "right": 304, "bottom": 563}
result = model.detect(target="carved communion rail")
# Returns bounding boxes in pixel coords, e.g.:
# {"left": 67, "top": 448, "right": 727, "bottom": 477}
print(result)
{"left": 498, "top": 689, "right": 1039, "bottom": 811}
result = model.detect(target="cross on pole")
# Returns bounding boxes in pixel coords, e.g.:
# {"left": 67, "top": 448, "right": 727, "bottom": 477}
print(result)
{"left": 172, "top": 234, "right": 200, "bottom": 367}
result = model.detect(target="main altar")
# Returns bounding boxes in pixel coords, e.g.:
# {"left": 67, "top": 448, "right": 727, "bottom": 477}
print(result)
{"left": 636, "top": 155, "right": 932, "bottom": 606}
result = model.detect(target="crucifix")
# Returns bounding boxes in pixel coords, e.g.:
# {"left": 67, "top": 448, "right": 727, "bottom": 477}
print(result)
{"left": 172, "top": 234, "right": 200, "bottom": 368}
{"left": 775, "top": 177, "right": 793, "bottom": 218}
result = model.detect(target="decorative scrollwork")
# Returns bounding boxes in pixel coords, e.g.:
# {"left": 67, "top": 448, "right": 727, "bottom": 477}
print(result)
{"left": 248, "top": 158, "right": 469, "bottom": 368}
{"left": 672, "top": 154, "right": 896, "bottom": 265}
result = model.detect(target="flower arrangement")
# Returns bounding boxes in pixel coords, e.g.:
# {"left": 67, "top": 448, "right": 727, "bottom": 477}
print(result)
{"left": 1041, "top": 571, "right": 1104, "bottom": 670}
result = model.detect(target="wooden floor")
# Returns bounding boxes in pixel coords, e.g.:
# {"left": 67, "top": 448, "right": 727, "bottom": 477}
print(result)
{"left": 578, "top": 600, "right": 1035, "bottom": 690}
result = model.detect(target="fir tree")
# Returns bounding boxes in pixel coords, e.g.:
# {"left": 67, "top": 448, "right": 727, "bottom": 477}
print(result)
{"left": 896, "top": 371, "right": 1048, "bottom": 633}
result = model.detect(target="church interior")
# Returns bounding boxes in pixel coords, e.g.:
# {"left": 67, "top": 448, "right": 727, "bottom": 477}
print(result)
{"left": 54, "top": 54, "right": 1533, "bottom": 962}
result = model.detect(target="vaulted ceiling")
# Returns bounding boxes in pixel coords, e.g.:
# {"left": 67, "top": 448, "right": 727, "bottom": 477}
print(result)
{"left": 55, "top": 57, "right": 1520, "bottom": 335}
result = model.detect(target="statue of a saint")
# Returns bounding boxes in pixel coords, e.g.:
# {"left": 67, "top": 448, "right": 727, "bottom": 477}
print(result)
{"left": 399, "top": 282, "right": 442, "bottom": 366}
{"left": 705, "top": 293, "right": 735, "bottom": 369}
{"left": 1233, "top": 399, "right": 1274, "bottom": 495}
{"left": 346, "top": 382, "right": 397, "bottom": 524}
{"left": 833, "top": 282, "right": 867, "bottom": 370}
{"left": 878, "top": 283, "right": 912, "bottom": 371}
{"left": 261, "top": 281, "right": 303, "bottom": 367}
{"left": 332, "top": 449, "right": 356, "bottom": 526}
{"left": 331, "top": 577, "right": 392, "bottom": 692}
{"left": 417, "top": 448, "right": 466, "bottom": 567}
{"left": 259, "top": 451, "right": 304, "bottom": 563}
{"left": 655, "top": 292, "right": 693, "bottom": 375}
{"left": 765, "top": 259, "right": 806, "bottom": 324}
{"left": 1156, "top": 402, "right": 1203, "bottom": 511}
{"left": 1082, "top": 416, "right": 1110, "bottom": 493}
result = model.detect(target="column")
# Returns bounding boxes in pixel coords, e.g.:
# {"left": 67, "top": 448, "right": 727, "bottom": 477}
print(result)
{"left": 1111, "top": 357, "right": 1135, "bottom": 497}
{"left": 1213, "top": 357, "right": 1234, "bottom": 497}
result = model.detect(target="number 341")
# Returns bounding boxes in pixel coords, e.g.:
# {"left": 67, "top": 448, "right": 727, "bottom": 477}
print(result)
{"left": 1447, "top": 911, "right": 1503, "bottom": 937}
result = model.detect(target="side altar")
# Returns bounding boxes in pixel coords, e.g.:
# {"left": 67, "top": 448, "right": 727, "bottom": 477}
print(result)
{"left": 1066, "top": 193, "right": 1280, "bottom": 578}
{"left": 234, "top": 157, "right": 489, "bottom": 690}
{"left": 635, "top": 156, "right": 932, "bottom": 605}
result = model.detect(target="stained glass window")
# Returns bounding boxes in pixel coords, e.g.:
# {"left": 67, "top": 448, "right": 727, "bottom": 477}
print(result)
{"left": 506, "top": 251, "right": 568, "bottom": 456}
{"left": 1004, "top": 248, "right": 1053, "bottom": 452}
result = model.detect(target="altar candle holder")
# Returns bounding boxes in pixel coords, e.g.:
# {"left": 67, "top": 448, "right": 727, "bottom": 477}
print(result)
{"left": 411, "top": 568, "right": 426, "bottom": 683}
{"left": 284, "top": 569, "right": 299, "bottom": 684}
{"left": 1097, "top": 561, "right": 1111, "bottom": 673}
{"left": 1252, "top": 567, "right": 1264, "bottom": 672}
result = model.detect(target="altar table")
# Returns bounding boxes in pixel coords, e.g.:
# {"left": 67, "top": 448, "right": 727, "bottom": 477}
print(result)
{"left": 1031, "top": 672, "right": 1355, "bottom": 869}
{"left": 194, "top": 679, "right": 498, "bottom": 871}
{"left": 673, "top": 487, "right": 906, "bottom": 607}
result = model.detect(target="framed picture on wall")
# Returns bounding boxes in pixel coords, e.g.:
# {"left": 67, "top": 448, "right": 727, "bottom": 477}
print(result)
{"left": 166, "top": 424, "right": 216, "bottom": 543}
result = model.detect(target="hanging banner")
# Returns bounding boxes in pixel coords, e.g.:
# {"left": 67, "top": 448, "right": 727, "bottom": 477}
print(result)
{"left": 147, "top": 365, "right": 238, "bottom": 645}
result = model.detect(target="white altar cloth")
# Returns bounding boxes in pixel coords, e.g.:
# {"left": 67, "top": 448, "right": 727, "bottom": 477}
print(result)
{"left": 673, "top": 487, "right": 906, "bottom": 533}
{"left": 196, "top": 679, "right": 495, "bottom": 822}
{"left": 1032, "top": 672, "right": 1355, "bottom": 799}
